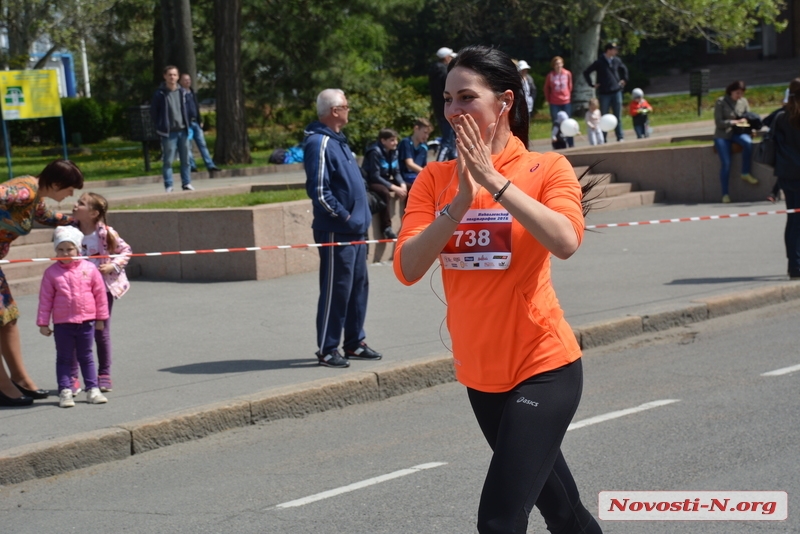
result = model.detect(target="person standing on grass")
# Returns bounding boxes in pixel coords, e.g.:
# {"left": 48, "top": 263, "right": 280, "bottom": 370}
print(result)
{"left": 583, "top": 43, "right": 628, "bottom": 142}
{"left": 150, "top": 66, "right": 194, "bottom": 193}
{"left": 544, "top": 56, "right": 574, "bottom": 147}
{"left": 429, "top": 47, "right": 457, "bottom": 161}
{"left": 179, "top": 73, "right": 220, "bottom": 173}
{"left": 303, "top": 88, "right": 384, "bottom": 368}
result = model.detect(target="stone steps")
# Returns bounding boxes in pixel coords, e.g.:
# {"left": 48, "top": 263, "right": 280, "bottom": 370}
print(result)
{"left": 4, "top": 229, "right": 56, "bottom": 297}
{"left": 575, "top": 166, "right": 662, "bottom": 212}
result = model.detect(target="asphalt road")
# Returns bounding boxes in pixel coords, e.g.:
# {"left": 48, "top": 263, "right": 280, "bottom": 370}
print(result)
{"left": 2, "top": 299, "right": 798, "bottom": 533}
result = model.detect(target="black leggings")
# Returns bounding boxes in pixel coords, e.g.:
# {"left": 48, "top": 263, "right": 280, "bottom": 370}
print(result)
{"left": 467, "top": 359, "right": 602, "bottom": 534}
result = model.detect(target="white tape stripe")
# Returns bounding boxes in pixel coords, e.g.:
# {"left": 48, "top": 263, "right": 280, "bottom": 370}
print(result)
{"left": 274, "top": 462, "right": 447, "bottom": 509}
{"left": 761, "top": 363, "right": 800, "bottom": 376}
{"left": 213, "top": 248, "right": 229, "bottom": 253}
{"left": 568, "top": 399, "right": 680, "bottom": 431}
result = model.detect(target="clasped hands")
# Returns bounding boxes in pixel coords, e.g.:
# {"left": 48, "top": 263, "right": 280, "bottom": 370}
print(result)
{"left": 452, "top": 114, "right": 504, "bottom": 203}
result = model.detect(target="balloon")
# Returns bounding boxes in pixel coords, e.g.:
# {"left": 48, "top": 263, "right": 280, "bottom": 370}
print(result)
{"left": 599, "top": 113, "right": 618, "bottom": 132}
{"left": 560, "top": 118, "right": 580, "bottom": 137}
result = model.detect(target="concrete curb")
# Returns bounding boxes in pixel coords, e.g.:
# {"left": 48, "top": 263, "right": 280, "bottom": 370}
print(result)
{"left": 1, "top": 283, "right": 798, "bottom": 486}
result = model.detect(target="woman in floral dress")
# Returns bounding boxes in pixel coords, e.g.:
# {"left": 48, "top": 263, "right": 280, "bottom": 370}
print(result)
{"left": 0, "top": 160, "right": 83, "bottom": 407}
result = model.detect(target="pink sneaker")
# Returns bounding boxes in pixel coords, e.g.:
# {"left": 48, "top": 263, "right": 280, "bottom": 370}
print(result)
{"left": 71, "top": 377, "right": 82, "bottom": 396}
{"left": 98, "top": 375, "right": 113, "bottom": 393}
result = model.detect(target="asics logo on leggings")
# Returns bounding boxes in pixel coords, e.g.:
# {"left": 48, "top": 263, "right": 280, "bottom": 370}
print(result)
{"left": 517, "top": 396, "right": 539, "bottom": 407}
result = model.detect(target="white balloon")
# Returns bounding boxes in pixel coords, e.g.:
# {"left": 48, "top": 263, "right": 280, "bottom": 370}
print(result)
{"left": 560, "top": 118, "right": 580, "bottom": 137}
{"left": 599, "top": 113, "right": 618, "bottom": 132}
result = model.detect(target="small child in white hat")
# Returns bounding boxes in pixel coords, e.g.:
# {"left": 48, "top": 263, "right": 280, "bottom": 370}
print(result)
{"left": 37, "top": 226, "right": 110, "bottom": 408}
{"left": 629, "top": 88, "right": 653, "bottom": 138}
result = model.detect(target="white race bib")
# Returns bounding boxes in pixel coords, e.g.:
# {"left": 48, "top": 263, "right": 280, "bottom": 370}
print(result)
{"left": 439, "top": 209, "right": 512, "bottom": 270}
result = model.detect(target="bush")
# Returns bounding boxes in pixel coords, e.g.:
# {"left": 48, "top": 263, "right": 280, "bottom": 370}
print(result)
{"left": 202, "top": 111, "right": 216, "bottom": 131}
{"left": 345, "top": 74, "right": 432, "bottom": 154}
{"left": 62, "top": 97, "right": 106, "bottom": 143}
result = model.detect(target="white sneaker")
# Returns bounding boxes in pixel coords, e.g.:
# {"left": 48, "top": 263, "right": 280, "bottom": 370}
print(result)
{"left": 165, "top": 186, "right": 174, "bottom": 193}
{"left": 182, "top": 183, "right": 195, "bottom": 191}
{"left": 86, "top": 387, "right": 108, "bottom": 404}
{"left": 59, "top": 389, "right": 75, "bottom": 408}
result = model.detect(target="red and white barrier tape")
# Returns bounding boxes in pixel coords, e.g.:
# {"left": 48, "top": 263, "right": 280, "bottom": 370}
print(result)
{"left": 585, "top": 208, "right": 798, "bottom": 229}
{"left": 2, "top": 208, "right": 797, "bottom": 265}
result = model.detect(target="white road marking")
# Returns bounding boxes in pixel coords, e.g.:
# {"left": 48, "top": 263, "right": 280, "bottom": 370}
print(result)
{"left": 274, "top": 462, "right": 447, "bottom": 509}
{"left": 568, "top": 399, "right": 680, "bottom": 431}
{"left": 761, "top": 363, "right": 800, "bottom": 377}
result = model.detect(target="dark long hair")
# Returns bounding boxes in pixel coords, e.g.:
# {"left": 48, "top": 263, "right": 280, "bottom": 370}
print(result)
{"left": 37, "top": 159, "right": 84, "bottom": 190}
{"left": 448, "top": 45, "right": 599, "bottom": 216}
{"left": 785, "top": 78, "right": 800, "bottom": 129}
{"left": 725, "top": 80, "right": 746, "bottom": 96}
{"left": 447, "top": 45, "right": 529, "bottom": 148}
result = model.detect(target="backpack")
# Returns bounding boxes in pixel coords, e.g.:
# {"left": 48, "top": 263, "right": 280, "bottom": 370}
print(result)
{"left": 269, "top": 148, "right": 286, "bottom": 164}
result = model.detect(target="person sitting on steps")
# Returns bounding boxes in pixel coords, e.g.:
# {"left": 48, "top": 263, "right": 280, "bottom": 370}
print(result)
{"left": 361, "top": 129, "right": 408, "bottom": 239}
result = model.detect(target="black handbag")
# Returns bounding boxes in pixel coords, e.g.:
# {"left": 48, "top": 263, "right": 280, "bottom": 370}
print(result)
{"left": 754, "top": 112, "right": 782, "bottom": 167}
{"left": 754, "top": 132, "right": 776, "bottom": 167}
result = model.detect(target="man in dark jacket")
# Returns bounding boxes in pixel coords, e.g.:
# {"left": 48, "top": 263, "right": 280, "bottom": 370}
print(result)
{"left": 179, "top": 73, "right": 220, "bottom": 173}
{"left": 304, "top": 88, "right": 383, "bottom": 368}
{"left": 150, "top": 65, "right": 193, "bottom": 192}
{"left": 429, "top": 46, "right": 456, "bottom": 161}
{"left": 583, "top": 42, "right": 629, "bottom": 142}
{"left": 362, "top": 128, "right": 407, "bottom": 239}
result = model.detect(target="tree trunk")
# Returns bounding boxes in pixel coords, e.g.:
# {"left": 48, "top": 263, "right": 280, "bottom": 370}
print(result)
{"left": 570, "top": 6, "right": 605, "bottom": 117}
{"left": 159, "top": 0, "right": 196, "bottom": 82}
{"left": 214, "top": 0, "right": 251, "bottom": 164}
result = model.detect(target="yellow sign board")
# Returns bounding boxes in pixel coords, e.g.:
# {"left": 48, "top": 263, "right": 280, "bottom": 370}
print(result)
{"left": 0, "top": 69, "right": 62, "bottom": 120}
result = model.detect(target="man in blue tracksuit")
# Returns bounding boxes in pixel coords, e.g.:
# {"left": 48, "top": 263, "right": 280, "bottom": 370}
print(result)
{"left": 304, "top": 88, "right": 383, "bottom": 368}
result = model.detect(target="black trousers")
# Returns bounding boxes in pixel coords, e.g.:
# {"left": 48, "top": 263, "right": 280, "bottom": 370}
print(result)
{"left": 467, "top": 359, "right": 602, "bottom": 534}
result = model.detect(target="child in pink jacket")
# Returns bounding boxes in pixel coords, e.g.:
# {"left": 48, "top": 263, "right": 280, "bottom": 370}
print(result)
{"left": 37, "top": 226, "right": 109, "bottom": 408}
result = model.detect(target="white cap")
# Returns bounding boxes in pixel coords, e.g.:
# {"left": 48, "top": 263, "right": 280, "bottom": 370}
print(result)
{"left": 556, "top": 110, "right": 569, "bottom": 123}
{"left": 53, "top": 226, "right": 84, "bottom": 251}
{"left": 436, "top": 47, "right": 455, "bottom": 59}
{"left": 517, "top": 60, "right": 531, "bottom": 71}
{"left": 631, "top": 88, "right": 644, "bottom": 99}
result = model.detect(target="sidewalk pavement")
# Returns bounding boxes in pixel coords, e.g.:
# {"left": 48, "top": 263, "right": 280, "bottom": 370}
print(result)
{"left": 4, "top": 120, "right": 794, "bottom": 484}
{"left": 3, "top": 194, "right": 798, "bottom": 484}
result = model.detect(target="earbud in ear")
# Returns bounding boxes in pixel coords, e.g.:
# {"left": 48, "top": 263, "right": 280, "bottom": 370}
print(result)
{"left": 500, "top": 102, "right": 508, "bottom": 115}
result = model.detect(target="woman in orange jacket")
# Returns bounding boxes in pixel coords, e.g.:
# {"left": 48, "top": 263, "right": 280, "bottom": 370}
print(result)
{"left": 394, "top": 45, "right": 601, "bottom": 534}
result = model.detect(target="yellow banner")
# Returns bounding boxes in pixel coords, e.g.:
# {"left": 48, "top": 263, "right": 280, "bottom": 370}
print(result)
{"left": 0, "top": 69, "right": 62, "bottom": 120}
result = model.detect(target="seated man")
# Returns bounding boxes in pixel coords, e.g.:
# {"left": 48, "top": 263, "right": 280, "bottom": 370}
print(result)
{"left": 361, "top": 128, "right": 407, "bottom": 239}
{"left": 398, "top": 118, "right": 432, "bottom": 191}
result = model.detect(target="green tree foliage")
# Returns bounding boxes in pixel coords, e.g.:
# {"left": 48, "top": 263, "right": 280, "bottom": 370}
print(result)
{"left": 0, "top": 0, "right": 115, "bottom": 70}
{"left": 87, "top": 0, "right": 157, "bottom": 104}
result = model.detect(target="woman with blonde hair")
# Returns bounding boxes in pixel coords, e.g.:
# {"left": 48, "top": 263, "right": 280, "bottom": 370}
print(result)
{"left": 544, "top": 56, "right": 574, "bottom": 147}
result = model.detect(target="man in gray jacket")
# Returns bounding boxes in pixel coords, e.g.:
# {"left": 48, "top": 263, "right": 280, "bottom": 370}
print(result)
{"left": 150, "top": 65, "right": 194, "bottom": 192}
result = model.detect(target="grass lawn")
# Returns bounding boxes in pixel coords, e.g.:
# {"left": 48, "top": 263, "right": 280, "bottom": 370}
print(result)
{"left": 0, "top": 136, "right": 275, "bottom": 183}
{"left": 529, "top": 85, "right": 784, "bottom": 138}
{"left": 117, "top": 188, "right": 307, "bottom": 210}
{"left": 2, "top": 85, "right": 784, "bottom": 183}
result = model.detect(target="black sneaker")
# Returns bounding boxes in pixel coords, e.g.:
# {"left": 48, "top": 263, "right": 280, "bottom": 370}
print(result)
{"left": 383, "top": 227, "right": 398, "bottom": 239}
{"left": 344, "top": 342, "right": 383, "bottom": 360}
{"left": 317, "top": 349, "right": 350, "bottom": 368}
